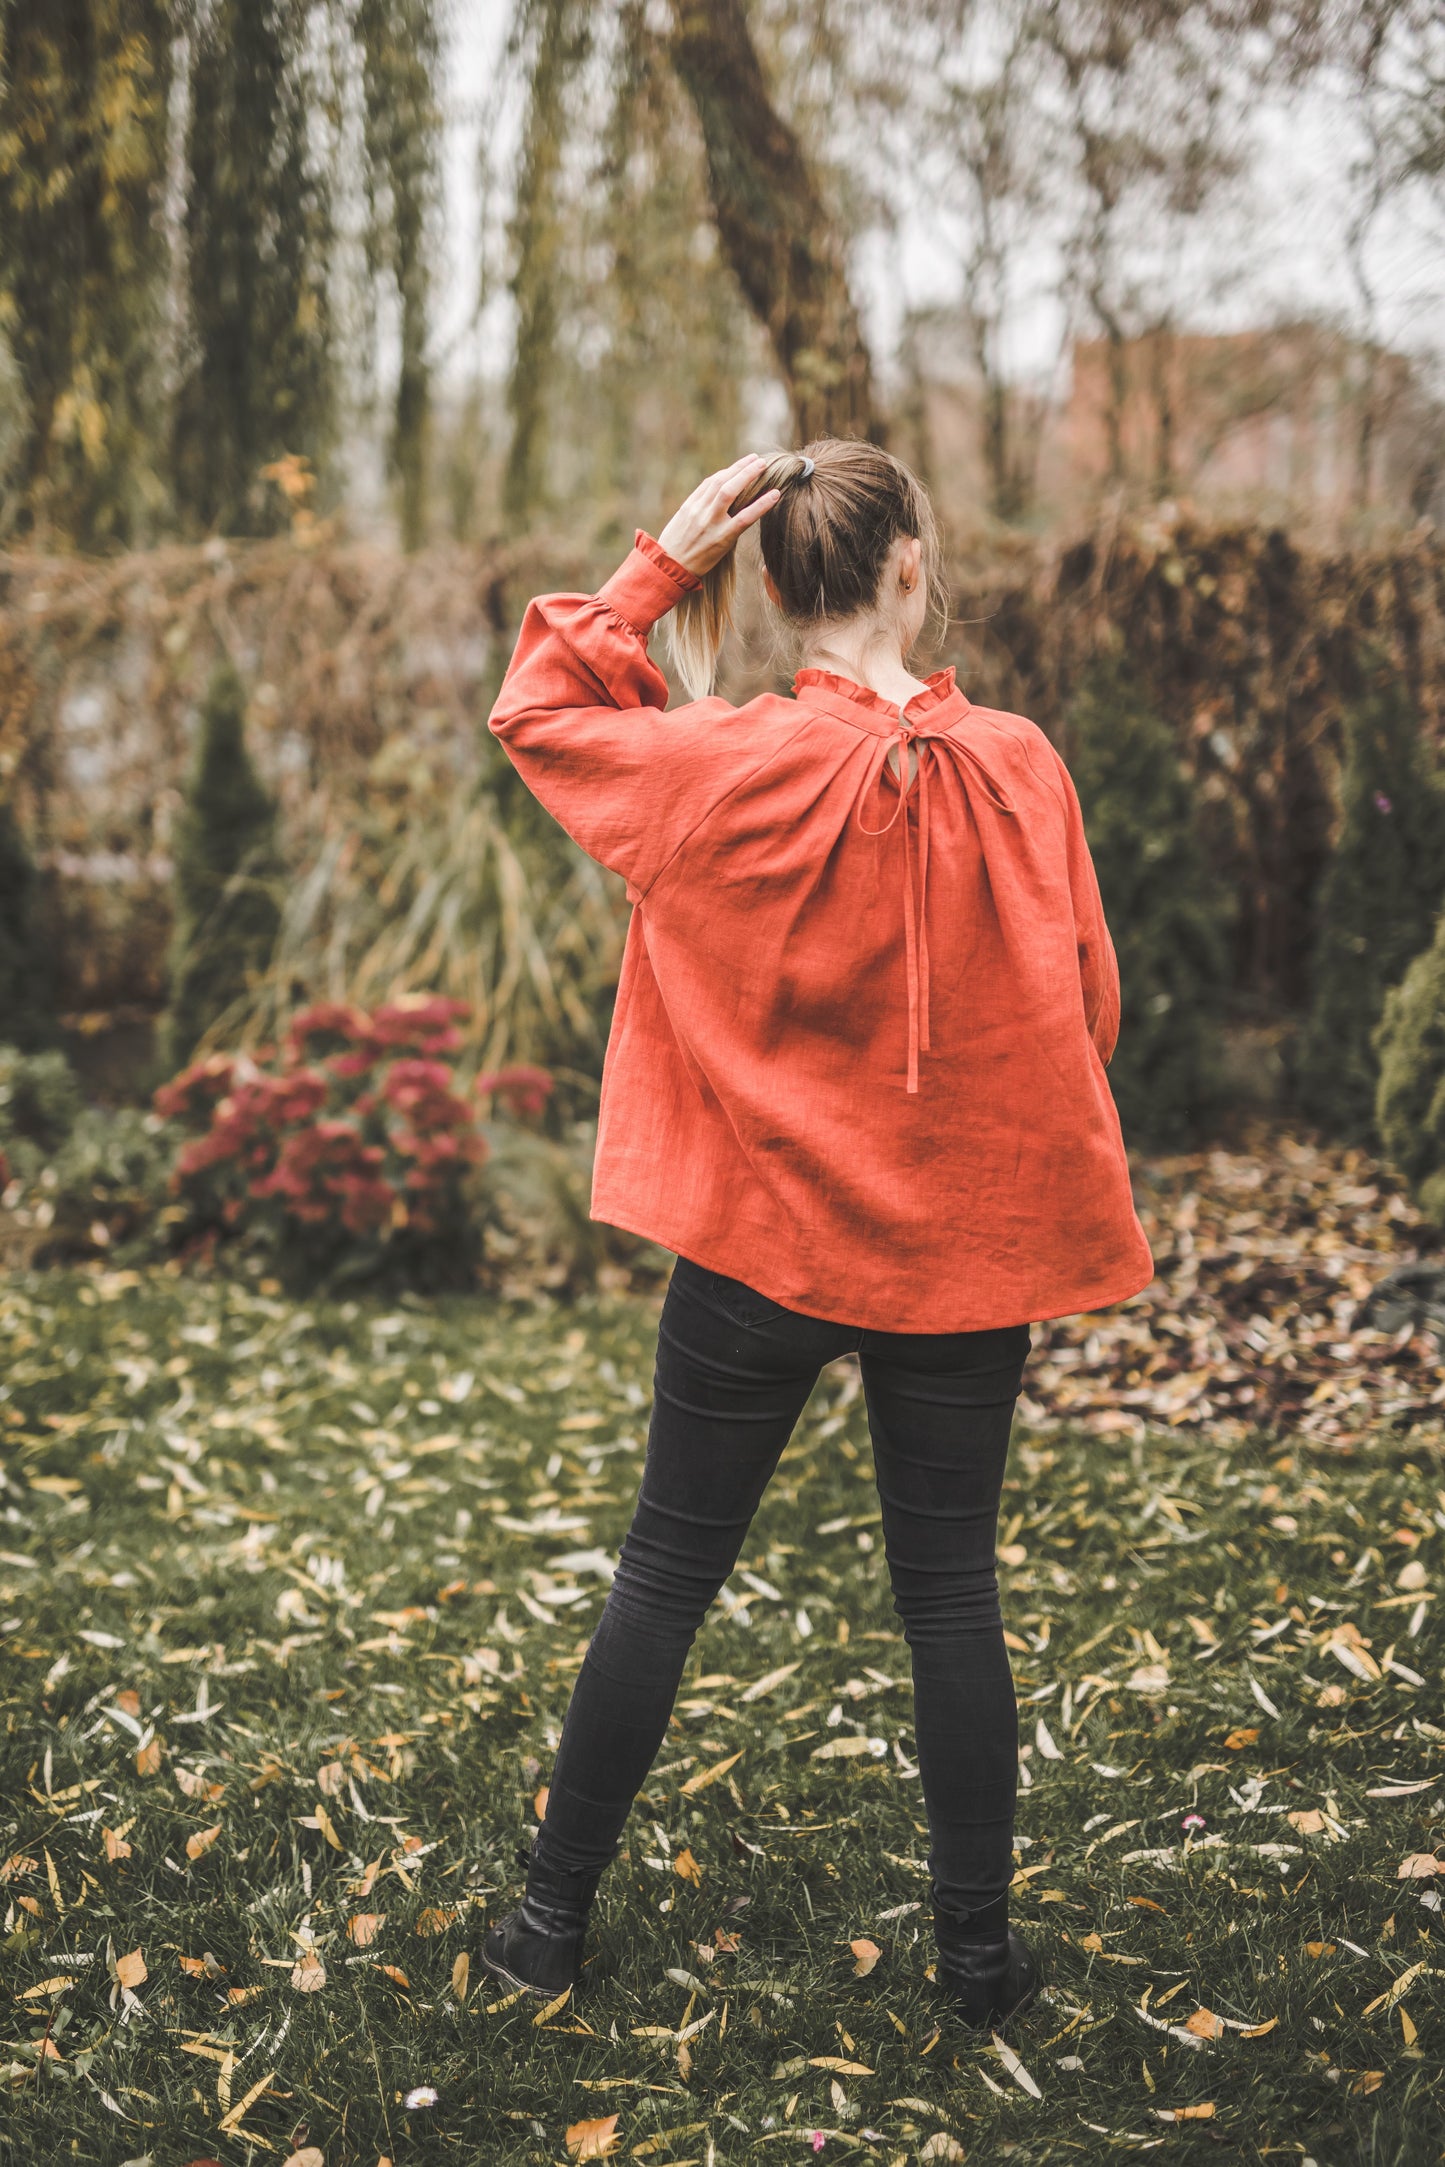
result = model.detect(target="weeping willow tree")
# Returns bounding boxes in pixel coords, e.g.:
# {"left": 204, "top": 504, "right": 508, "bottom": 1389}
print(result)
{"left": 502, "top": 0, "right": 592, "bottom": 524}
{"left": 499, "top": 0, "right": 814, "bottom": 532}
{"left": 0, "top": 0, "right": 172, "bottom": 547}
{"left": 172, "top": 0, "right": 337, "bottom": 535}
{"left": 359, "top": 0, "right": 443, "bottom": 550}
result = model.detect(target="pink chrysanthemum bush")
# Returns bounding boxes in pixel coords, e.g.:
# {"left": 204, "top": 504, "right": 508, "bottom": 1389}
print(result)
{"left": 154, "top": 998, "right": 528, "bottom": 1287}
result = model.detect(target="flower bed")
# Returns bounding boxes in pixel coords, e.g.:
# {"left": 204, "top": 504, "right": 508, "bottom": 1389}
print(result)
{"left": 155, "top": 998, "right": 544, "bottom": 1288}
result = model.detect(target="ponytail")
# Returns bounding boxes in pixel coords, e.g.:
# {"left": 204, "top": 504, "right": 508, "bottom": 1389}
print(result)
{"left": 665, "top": 451, "right": 815, "bottom": 700}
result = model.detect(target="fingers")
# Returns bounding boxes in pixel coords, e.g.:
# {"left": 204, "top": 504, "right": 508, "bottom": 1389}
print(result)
{"left": 708, "top": 452, "right": 766, "bottom": 498}
{"left": 729, "top": 487, "right": 781, "bottom": 533}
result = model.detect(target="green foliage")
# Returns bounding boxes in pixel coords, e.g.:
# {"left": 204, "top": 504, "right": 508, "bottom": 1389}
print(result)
{"left": 1375, "top": 900, "right": 1445, "bottom": 1226}
{"left": 0, "top": 1042, "right": 167, "bottom": 1256}
{"left": 0, "top": 796, "right": 55, "bottom": 1049}
{"left": 1068, "top": 654, "right": 1230, "bottom": 1148}
{"left": 0, "top": 1044, "right": 83, "bottom": 1158}
{"left": 172, "top": 0, "right": 336, "bottom": 534}
{"left": 1297, "top": 663, "right": 1445, "bottom": 1141}
{"left": 165, "top": 662, "right": 282, "bottom": 1067}
{"left": 0, "top": 0, "right": 171, "bottom": 546}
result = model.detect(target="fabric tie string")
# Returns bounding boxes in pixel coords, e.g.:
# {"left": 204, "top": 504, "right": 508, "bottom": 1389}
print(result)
{"left": 856, "top": 715, "right": 1017, "bottom": 1094}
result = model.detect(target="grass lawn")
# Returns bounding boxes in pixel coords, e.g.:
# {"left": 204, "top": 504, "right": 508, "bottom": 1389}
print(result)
{"left": 1, "top": 1267, "right": 1442, "bottom": 2166}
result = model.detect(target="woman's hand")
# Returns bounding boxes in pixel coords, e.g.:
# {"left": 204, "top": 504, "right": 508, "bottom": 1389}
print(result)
{"left": 657, "top": 454, "right": 780, "bottom": 578}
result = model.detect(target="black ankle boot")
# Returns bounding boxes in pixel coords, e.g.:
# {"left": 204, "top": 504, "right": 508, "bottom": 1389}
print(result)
{"left": 481, "top": 1892, "right": 586, "bottom": 1998}
{"left": 480, "top": 1850, "right": 598, "bottom": 1999}
{"left": 934, "top": 1901, "right": 1040, "bottom": 2030}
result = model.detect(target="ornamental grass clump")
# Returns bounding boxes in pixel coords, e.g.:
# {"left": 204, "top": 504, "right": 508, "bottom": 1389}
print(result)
{"left": 155, "top": 996, "right": 493, "bottom": 1287}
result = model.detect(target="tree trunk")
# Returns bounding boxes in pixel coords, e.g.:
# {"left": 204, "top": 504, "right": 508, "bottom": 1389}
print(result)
{"left": 667, "top": 0, "right": 881, "bottom": 445}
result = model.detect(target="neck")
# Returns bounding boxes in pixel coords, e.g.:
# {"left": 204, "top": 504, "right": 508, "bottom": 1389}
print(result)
{"left": 801, "top": 623, "right": 930, "bottom": 707}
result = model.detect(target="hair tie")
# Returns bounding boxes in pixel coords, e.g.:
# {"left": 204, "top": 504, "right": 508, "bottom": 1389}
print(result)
{"left": 796, "top": 456, "right": 815, "bottom": 481}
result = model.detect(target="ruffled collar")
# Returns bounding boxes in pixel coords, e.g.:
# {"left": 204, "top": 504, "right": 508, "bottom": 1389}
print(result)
{"left": 792, "top": 665, "right": 969, "bottom": 733}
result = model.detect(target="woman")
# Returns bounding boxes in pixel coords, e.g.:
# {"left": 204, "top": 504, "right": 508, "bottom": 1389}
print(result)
{"left": 481, "top": 440, "right": 1153, "bottom": 2029}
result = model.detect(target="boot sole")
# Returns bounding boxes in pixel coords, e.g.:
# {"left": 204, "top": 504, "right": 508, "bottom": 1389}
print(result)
{"left": 478, "top": 1942, "right": 575, "bottom": 2002}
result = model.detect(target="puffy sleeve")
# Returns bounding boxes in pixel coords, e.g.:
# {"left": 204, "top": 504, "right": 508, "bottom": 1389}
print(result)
{"left": 487, "top": 530, "right": 745, "bottom": 898}
{"left": 1050, "top": 745, "right": 1121, "bottom": 1065}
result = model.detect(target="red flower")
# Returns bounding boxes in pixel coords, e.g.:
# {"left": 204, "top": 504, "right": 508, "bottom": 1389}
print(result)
{"left": 367, "top": 997, "right": 469, "bottom": 1056}
{"left": 477, "top": 1064, "right": 554, "bottom": 1121}
{"left": 153, "top": 1053, "right": 238, "bottom": 1125}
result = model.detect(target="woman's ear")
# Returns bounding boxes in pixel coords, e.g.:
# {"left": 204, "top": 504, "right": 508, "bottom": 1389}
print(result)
{"left": 899, "top": 536, "right": 923, "bottom": 595}
{"left": 762, "top": 568, "right": 782, "bottom": 609}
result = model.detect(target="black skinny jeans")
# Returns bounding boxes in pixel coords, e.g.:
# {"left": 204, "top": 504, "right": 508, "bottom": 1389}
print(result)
{"left": 531, "top": 1258, "right": 1031, "bottom": 1924}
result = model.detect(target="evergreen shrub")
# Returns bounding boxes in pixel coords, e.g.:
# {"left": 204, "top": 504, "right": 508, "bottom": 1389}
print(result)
{"left": 0, "top": 1044, "right": 168, "bottom": 1257}
{"left": 1067, "top": 653, "right": 1230, "bottom": 1149}
{"left": 1296, "top": 662, "right": 1445, "bottom": 1141}
{"left": 165, "top": 661, "right": 282, "bottom": 1069}
{"left": 0, "top": 798, "right": 56, "bottom": 1051}
{"left": 1375, "top": 903, "right": 1445, "bottom": 1228}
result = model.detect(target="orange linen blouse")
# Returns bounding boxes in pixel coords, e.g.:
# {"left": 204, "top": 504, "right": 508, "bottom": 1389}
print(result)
{"left": 489, "top": 531, "right": 1154, "bottom": 1332}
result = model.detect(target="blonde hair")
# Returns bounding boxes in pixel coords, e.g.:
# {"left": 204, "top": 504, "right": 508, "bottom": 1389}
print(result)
{"left": 665, "top": 438, "right": 948, "bottom": 701}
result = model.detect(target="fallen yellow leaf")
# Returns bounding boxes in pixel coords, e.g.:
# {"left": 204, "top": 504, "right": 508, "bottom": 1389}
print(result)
{"left": 348, "top": 1912, "right": 384, "bottom": 1947}
{"left": 809, "top": 2055, "right": 874, "bottom": 2075}
{"left": 451, "top": 1950, "right": 470, "bottom": 2003}
{"left": 533, "top": 1785, "right": 549, "bottom": 1820}
{"left": 416, "top": 1905, "right": 459, "bottom": 1934}
{"left": 1397, "top": 1854, "right": 1442, "bottom": 1879}
{"left": 1184, "top": 2007, "right": 1224, "bottom": 2040}
{"left": 290, "top": 1952, "right": 326, "bottom": 1992}
{"left": 114, "top": 1947, "right": 146, "bottom": 1991}
{"left": 851, "top": 1937, "right": 882, "bottom": 1977}
{"left": 218, "top": 2066, "right": 275, "bottom": 2134}
{"left": 135, "top": 1736, "right": 163, "bottom": 1777}
{"left": 1224, "top": 1727, "right": 1259, "bottom": 1750}
{"left": 565, "top": 2114, "right": 620, "bottom": 2160}
{"left": 679, "top": 1750, "right": 744, "bottom": 1796}
{"left": 673, "top": 1846, "right": 703, "bottom": 1887}
{"left": 185, "top": 1823, "right": 222, "bottom": 1861}
{"left": 314, "top": 1801, "right": 344, "bottom": 1850}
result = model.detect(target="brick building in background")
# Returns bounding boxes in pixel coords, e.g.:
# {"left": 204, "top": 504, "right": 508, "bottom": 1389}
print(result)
{"left": 909, "top": 316, "right": 1444, "bottom": 539}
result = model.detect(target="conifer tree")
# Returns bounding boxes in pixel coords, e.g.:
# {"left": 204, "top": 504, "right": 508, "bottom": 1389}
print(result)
{"left": 164, "top": 663, "right": 282, "bottom": 1068}
{"left": 1068, "top": 653, "right": 1229, "bottom": 1149}
{"left": 1376, "top": 901, "right": 1445, "bottom": 1228}
{"left": 0, "top": 797, "right": 55, "bottom": 1050}
{"left": 1296, "top": 662, "right": 1445, "bottom": 1141}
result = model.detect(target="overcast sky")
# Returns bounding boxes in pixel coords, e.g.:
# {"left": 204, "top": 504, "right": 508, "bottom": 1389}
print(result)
{"left": 433, "top": 4, "right": 1445, "bottom": 406}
